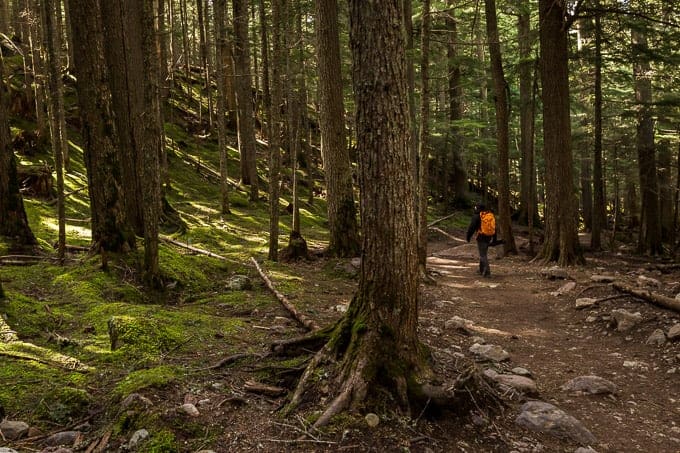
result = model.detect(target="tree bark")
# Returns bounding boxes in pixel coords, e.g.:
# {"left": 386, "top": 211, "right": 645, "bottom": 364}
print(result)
{"left": 42, "top": 0, "right": 66, "bottom": 261}
{"left": 537, "top": 0, "right": 583, "bottom": 265}
{"left": 485, "top": 0, "right": 516, "bottom": 255}
{"left": 446, "top": 0, "right": 467, "bottom": 203}
{"left": 633, "top": 29, "right": 661, "bottom": 255}
{"left": 315, "top": 0, "right": 359, "bottom": 257}
{"left": 233, "top": 0, "right": 259, "bottom": 201}
{"left": 214, "top": 0, "right": 231, "bottom": 214}
{"left": 291, "top": 0, "right": 426, "bottom": 422}
{"left": 268, "top": 0, "right": 283, "bottom": 261}
{"left": 67, "top": 0, "right": 134, "bottom": 255}
{"left": 417, "top": 0, "right": 431, "bottom": 273}
{"left": 591, "top": 6, "right": 604, "bottom": 250}
{"left": 0, "top": 57, "right": 35, "bottom": 245}
{"left": 196, "top": 0, "right": 213, "bottom": 127}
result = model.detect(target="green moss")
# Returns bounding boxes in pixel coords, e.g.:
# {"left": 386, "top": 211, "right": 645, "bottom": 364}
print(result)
{"left": 113, "top": 365, "right": 181, "bottom": 399}
{"left": 35, "top": 386, "right": 92, "bottom": 424}
{"left": 141, "top": 430, "right": 179, "bottom": 453}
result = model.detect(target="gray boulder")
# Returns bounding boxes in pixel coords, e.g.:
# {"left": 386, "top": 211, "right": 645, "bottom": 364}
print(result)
{"left": 515, "top": 401, "right": 597, "bottom": 446}
{"left": 469, "top": 343, "right": 510, "bottom": 362}
{"left": 645, "top": 329, "right": 666, "bottom": 346}
{"left": 668, "top": 323, "right": 680, "bottom": 340}
{"left": 611, "top": 309, "right": 642, "bottom": 332}
{"left": 226, "top": 275, "right": 252, "bottom": 291}
{"left": 128, "top": 429, "right": 150, "bottom": 450}
{"left": 43, "top": 431, "right": 81, "bottom": 447}
{"left": 0, "top": 420, "right": 29, "bottom": 440}
{"left": 561, "top": 375, "right": 617, "bottom": 395}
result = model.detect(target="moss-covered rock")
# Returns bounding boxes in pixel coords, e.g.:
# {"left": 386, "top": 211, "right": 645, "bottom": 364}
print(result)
{"left": 113, "top": 365, "right": 181, "bottom": 400}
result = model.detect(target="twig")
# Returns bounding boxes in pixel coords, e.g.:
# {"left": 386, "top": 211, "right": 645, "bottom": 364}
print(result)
{"left": 263, "top": 438, "right": 337, "bottom": 445}
{"left": 250, "top": 257, "right": 320, "bottom": 331}
{"left": 160, "top": 236, "right": 228, "bottom": 260}
{"left": 195, "top": 353, "right": 259, "bottom": 372}
{"left": 428, "top": 212, "right": 457, "bottom": 227}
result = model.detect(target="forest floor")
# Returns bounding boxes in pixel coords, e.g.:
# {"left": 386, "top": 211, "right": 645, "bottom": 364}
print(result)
{"left": 2, "top": 228, "right": 680, "bottom": 452}
{"left": 88, "top": 234, "right": 679, "bottom": 452}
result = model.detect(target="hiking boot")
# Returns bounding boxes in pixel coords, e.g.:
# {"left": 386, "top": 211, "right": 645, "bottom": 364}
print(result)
{"left": 483, "top": 270, "right": 491, "bottom": 278}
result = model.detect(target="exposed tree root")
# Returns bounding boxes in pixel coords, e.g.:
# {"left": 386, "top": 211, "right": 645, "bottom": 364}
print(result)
{"left": 270, "top": 325, "right": 334, "bottom": 356}
{"left": 195, "top": 353, "right": 262, "bottom": 372}
{"left": 251, "top": 257, "right": 320, "bottom": 331}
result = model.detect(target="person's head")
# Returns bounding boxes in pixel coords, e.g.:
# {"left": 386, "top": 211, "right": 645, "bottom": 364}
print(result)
{"left": 474, "top": 203, "right": 486, "bottom": 213}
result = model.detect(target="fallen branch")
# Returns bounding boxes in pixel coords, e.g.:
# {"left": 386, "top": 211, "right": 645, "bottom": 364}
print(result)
{"left": 47, "top": 186, "right": 88, "bottom": 206}
{"left": 250, "top": 257, "right": 320, "bottom": 331}
{"left": 161, "top": 236, "right": 228, "bottom": 261}
{"left": 196, "top": 353, "right": 260, "bottom": 372}
{"left": 612, "top": 282, "right": 680, "bottom": 313}
{"left": 243, "top": 380, "right": 286, "bottom": 397}
{"left": 428, "top": 227, "right": 465, "bottom": 243}
{"left": 427, "top": 212, "right": 457, "bottom": 228}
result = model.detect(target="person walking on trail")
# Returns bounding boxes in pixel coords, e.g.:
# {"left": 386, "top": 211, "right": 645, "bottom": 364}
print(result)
{"left": 466, "top": 203, "right": 496, "bottom": 277}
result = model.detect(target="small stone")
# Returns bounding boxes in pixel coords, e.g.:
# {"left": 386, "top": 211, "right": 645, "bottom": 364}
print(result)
{"left": 469, "top": 343, "right": 510, "bottom": 362}
{"left": 226, "top": 275, "right": 252, "bottom": 291}
{"left": 636, "top": 275, "right": 661, "bottom": 288}
{"left": 426, "top": 326, "right": 442, "bottom": 335}
{"left": 561, "top": 375, "right": 617, "bottom": 395}
{"left": 611, "top": 309, "right": 642, "bottom": 332}
{"left": 365, "top": 413, "right": 379, "bottom": 427}
{"left": 668, "top": 324, "right": 680, "bottom": 340}
{"left": 492, "top": 374, "right": 539, "bottom": 396}
{"left": 121, "top": 393, "right": 153, "bottom": 410}
{"left": 0, "top": 420, "right": 29, "bottom": 440}
{"left": 181, "top": 403, "right": 200, "bottom": 417}
{"left": 551, "top": 281, "right": 577, "bottom": 296}
{"left": 575, "top": 448, "right": 598, "bottom": 453}
{"left": 335, "top": 304, "right": 348, "bottom": 313}
{"left": 623, "top": 360, "right": 648, "bottom": 370}
{"left": 591, "top": 275, "right": 616, "bottom": 283}
{"left": 43, "top": 431, "right": 81, "bottom": 447}
{"left": 512, "top": 367, "right": 532, "bottom": 377}
{"left": 128, "top": 429, "right": 150, "bottom": 450}
{"left": 585, "top": 316, "right": 598, "bottom": 323}
{"left": 645, "top": 329, "right": 666, "bottom": 346}
{"left": 471, "top": 336, "right": 486, "bottom": 344}
{"left": 540, "top": 266, "right": 569, "bottom": 280}
{"left": 445, "top": 316, "right": 473, "bottom": 331}
{"left": 667, "top": 368, "right": 677, "bottom": 374}
{"left": 575, "top": 298, "right": 597, "bottom": 309}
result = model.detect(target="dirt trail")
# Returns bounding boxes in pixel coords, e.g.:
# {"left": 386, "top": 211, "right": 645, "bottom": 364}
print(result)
{"left": 422, "top": 241, "right": 680, "bottom": 452}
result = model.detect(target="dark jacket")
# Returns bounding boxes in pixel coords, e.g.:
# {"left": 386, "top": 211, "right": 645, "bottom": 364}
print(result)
{"left": 466, "top": 211, "right": 496, "bottom": 243}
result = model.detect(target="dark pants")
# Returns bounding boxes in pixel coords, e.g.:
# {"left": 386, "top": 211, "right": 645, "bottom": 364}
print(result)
{"left": 477, "top": 239, "right": 490, "bottom": 276}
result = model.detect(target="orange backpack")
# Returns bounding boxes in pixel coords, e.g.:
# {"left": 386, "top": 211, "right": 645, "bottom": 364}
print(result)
{"left": 479, "top": 211, "right": 496, "bottom": 236}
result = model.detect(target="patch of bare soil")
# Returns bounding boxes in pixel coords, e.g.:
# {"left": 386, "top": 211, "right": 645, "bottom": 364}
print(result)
{"left": 75, "top": 236, "right": 679, "bottom": 453}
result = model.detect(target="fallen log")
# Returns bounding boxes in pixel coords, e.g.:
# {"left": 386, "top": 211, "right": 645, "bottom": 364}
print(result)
{"left": 243, "top": 380, "right": 286, "bottom": 397}
{"left": 428, "top": 226, "right": 465, "bottom": 243}
{"left": 160, "top": 236, "right": 228, "bottom": 261}
{"left": 612, "top": 282, "right": 680, "bottom": 314}
{"left": 427, "top": 212, "right": 457, "bottom": 228}
{"left": 250, "top": 257, "right": 319, "bottom": 331}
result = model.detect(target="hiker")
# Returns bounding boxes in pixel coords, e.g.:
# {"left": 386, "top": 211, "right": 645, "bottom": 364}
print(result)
{"left": 466, "top": 203, "right": 497, "bottom": 277}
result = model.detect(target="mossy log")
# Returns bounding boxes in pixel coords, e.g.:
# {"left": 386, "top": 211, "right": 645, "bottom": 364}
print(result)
{"left": 17, "top": 164, "right": 53, "bottom": 198}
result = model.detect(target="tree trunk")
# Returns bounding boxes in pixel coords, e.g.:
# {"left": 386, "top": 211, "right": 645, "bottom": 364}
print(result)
{"left": 417, "top": 0, "right": 431, "bottom": 273}
{"left": 196, "top": 0, "right": 213, "bottom": 127}
{"left": 580, "top": 156, "right": 593, "bottom": 231}
{"left": 28, "top": 0, "right": 48, "bottom": 138}
{"left": 233, "top": 0, "right": 258, "bottom": 201}
{"left": 446, "top": 0, "right": 467, "bottom": 203}
{"left": 101, "top": 0, "right": 162, "bottom": 285}
{"left": 268, "top": 0, "right": 283, "bottom": 261}
{"left": 537, "top": 0, "right": 583, "bottom": 265}
{"left": 54, "top": 0, "right": 69, "bottom": 171}
{"left": 67, "top": 0, "right": 134, "bottom": 256}
{"left": 0, "top": 57, "right": 35, "bottom": 245}
{"left": 591, "top": 6, "right": 604, "bottom": 250}
{"left": 518, "top": 1, "right": 535, "bottom": 226}
{"left": 42, "top": 0, "right": 66, "bottom": 261}
{"left": 633, "top": 29, "right": 661, "bottom": 255}
{"left": 658, "top": 138, "right": 672, "bottom": 243}
{"left": 214, "top": 0, "right": 231, "bottom": 214}
{"left": 485, "top": 0, "right": 516, "bottom": 255}
{"left": 291, "top": 0, "right": 426, "bottom": 422}
{"left": 314, "top": 0, "right": 359, "bottom": 257}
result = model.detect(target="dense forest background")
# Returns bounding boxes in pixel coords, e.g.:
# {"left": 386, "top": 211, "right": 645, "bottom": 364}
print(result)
{"left": 0, "top": 0, "right": 680, "bottom": 451}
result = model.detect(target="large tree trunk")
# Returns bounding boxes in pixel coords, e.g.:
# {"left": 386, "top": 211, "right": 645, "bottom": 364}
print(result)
{"left": 633, "top": 29, "right": 662, "bottom": 255}
{"left": 233, "top": 0, "right": 259, "bottom": 201}
{"left": 101, "top": 0, "right": 162, "bottom": 285}
{"left": 537, "top": 0, "right": 583, "bottom": 265}
{"left": 267, "top": 0, "right": 283, "bottom": 261}
{"left": 43, "top": 0, "right": 66, "bottom": 261}
{"left": 290, "top": 0, "right": 426, "bottom": 424}
{"left": 0, "top": 57, "right": 35, "bottom": 245}
{"left": 315, "top": 0, "right": 359, "bottom": 257}
{"left": 214, "top": 0, "right": 231, "bottom": 215}
{"left": 658, "top": 138, "right": 673, "bottom": 243}
{"left": 196, "top": 0, "right": 213, "bottom": 127}
{"left": 68, "top": 0, "right": 134, "bottom": 256}
{"left": 28, "top": 0, "right": 48, "bottom": 138}
{"left": 485, "top": 0, "right": 516, "bottom": 255}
